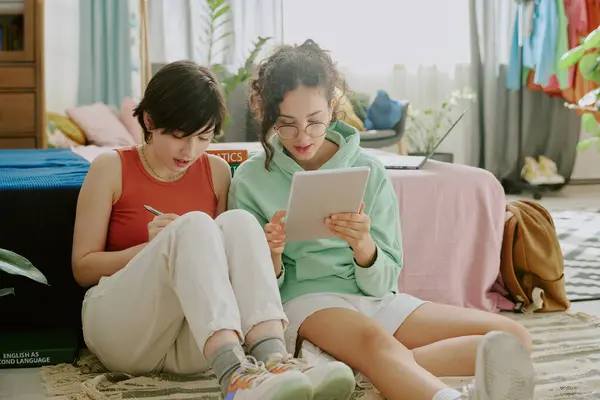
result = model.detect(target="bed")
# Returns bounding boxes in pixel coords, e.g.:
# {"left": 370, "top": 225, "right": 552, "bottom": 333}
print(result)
{"left": 71, "top": 144, "right": 514, "bottom": 312}
{"left": 0, "top": 143, "right": 511, "bottom": 332}
{"left": 0, "top": 148, "right": 90, "bottom": 330}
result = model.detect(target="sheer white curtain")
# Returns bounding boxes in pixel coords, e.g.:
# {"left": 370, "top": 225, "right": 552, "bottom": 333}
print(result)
{"left": 283, "top": 0, "right": 477, "bottom": 165}
{"left": 44, "top": 0, "right": 80, "bottom": 112}
{"left": 147, "top": 0, "right": 282, "bottom": 67}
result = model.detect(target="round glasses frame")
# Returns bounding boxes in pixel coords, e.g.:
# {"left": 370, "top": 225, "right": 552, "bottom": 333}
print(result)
{"left": 275, "top": 122, "right": 328, "bottom": 140}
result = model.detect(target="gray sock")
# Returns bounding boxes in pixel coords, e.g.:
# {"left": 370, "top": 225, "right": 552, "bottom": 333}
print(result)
{"left": 208, "top": 342, "right": 246, "bottom": 394}
{"left": 247, "top": 336, "right": 288, "bottom": 363}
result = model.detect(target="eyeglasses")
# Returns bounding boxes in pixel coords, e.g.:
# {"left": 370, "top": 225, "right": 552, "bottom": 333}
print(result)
{"left": 275, "top": 122, "right": 328, "bottom": 140}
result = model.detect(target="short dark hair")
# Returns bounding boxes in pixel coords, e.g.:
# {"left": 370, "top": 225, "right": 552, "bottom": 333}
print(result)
{"left": 249, "top": 39, "right": 346, "bottom": 169}
{"left": 134, "top": 60, "right": 226, "bottom": 143}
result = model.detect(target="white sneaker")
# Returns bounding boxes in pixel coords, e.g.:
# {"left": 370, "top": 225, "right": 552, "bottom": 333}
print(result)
{"left": 461, "top": 331, "right": 535, "bottom": 400}
{"left": 265, "top": 353, "right": 356, "bottom": 400}
{"left": 224, "top": 356, "right": 313, "bottom": 400}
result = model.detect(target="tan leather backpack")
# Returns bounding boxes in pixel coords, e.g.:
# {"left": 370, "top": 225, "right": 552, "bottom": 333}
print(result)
{"left": 500, "top": 200, "right": 570, "bottom": 313}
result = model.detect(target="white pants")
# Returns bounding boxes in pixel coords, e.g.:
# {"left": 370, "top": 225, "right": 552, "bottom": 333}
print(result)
{"left": 81, "top": 210, "right": 288, "bottom": 376}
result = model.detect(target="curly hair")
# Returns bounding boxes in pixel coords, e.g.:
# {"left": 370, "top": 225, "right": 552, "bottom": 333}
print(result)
{"left": 249, "top": 39, "right": 347, "bottom": 169}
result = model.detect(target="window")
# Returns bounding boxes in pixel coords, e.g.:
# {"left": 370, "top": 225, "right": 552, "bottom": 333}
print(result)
{"left": 282, "top": 0, "right": 471, "bottom": 69}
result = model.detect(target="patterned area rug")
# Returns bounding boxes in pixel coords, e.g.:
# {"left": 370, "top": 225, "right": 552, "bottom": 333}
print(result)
{"left": 41, "top": 312, "right": 600, "bottom": 400}
{"left": 551, "top": 209, "right": 600, "bottom": 302}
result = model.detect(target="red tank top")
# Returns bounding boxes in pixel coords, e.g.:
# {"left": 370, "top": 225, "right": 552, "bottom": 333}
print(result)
{"left": 105, "top": 147, "right": 218, "bottom": 252}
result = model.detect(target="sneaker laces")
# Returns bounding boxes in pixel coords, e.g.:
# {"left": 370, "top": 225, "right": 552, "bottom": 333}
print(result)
{"left": 226, "top": 356, "right": 271, "bottom": 390}
{"left": 239, "top": 355, "right": 268, "bottom": 374}
{"left": 267, "top": 353, "right": 309, "bottom": 368}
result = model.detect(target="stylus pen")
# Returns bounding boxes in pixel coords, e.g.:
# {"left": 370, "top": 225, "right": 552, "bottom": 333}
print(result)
{"left": 144, "top": 205, "right": 163, "bottom": 216}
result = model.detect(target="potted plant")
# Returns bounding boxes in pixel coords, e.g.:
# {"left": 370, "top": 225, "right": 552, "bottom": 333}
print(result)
{"left": 404, "top": 87, "right": 476, "bottom": 163}
{"left": 560, "top": 23, "right": 600, "bottom": 152}
{"left": 201, "top": 0, "right": 271, "bottom": 137}
{"left": 0, "top": 248, "right": 48, "bottom": 298}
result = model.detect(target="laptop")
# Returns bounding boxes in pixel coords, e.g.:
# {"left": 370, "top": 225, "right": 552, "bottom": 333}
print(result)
{"left": 380, "top": 109, "right": 467, "bottom": 170}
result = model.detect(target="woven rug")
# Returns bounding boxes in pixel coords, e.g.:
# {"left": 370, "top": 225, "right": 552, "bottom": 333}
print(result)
{"left": 550, "top": 209, "right": 600, "bottom": 302}
{"left": 40, "top": 311, "right": 600, "bottom": 399}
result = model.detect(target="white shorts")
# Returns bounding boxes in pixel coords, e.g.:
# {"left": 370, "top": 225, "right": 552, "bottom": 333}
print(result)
{"left": 283, "top": 291, "right": 427, "bottom": 356}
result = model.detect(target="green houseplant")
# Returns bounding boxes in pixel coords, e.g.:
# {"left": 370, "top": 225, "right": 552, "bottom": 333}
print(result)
{"left": 560, "top": 24, "right": 600, "bottom": 152}
{"left": 0, "top": 248, "right": 48, "bottom": 298}
{"left": 201, "top": 0, "right": 271, "bottom": 134}
{"left": 404, "top": 87, "right": 476, "bottom": 163}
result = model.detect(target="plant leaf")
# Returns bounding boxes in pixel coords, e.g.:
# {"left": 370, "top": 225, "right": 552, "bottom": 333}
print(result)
{"left": 559, "top": 45, "right": 586, "bottom": 69}
{"left": 576, "top": 136, "right": 599, "bottom": 151}
{"left": 214, "top": 18, "right": 232, "bottom": 32}
{"left": 0, "top": 249, "right": 48, "bottom": 285}
{"left": 244, "top": 36, "right": 272, "bottom": 70}
{"left": 581, "top": 112, "right": 600, "bottom": 135}
{"left": 213, "top": 31, "right": 233, "bottom": 44}
{"left": 0, "top": 287, "right": 15, "bottom": 297}
{"left": 213, "top": 5, "right": 230, "bottom": 21}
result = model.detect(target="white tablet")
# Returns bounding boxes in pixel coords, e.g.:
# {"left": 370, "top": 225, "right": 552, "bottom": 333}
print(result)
{"left": 285, "top": 166, "right": 371, "bottom": 242}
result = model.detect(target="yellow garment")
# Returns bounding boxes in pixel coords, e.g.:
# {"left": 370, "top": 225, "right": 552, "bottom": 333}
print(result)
{"left": 334, "top": 88, "right": 364, "bottom": 131}
{"left": 47, "top": 112, "right": 87, "bottom": 145}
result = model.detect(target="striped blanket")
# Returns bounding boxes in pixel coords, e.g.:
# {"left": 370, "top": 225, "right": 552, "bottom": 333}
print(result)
{"left": 41, "top": 312, "right": 600, "bottom": 399}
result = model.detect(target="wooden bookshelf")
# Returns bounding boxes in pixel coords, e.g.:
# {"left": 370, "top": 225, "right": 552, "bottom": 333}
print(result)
{"left": 0, "top": 0, "right": 45, "bottom": 149}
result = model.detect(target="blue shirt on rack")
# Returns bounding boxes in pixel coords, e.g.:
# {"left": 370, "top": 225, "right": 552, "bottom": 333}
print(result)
{"left": 506, "top": 0, "right": 558, "bottom": 90}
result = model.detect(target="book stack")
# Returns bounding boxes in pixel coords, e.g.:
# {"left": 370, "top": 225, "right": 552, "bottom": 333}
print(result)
{"left": 0, "top": 328, "right": 79, "bottom": 369}
{"left": 207, "top": 149, "right": 249, "bottom": 176}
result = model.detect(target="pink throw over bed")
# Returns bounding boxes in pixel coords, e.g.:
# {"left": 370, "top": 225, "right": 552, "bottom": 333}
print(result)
{"left": 72, "top": 144, "right": 513, "bottom": 313}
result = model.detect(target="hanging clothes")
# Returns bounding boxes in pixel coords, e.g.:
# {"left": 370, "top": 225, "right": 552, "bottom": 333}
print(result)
{"left": 586, "top": 0, "right": 600, "bottom": 27}
{"left": 544, "top": 0, "right": 571, "bottom": 90}
{"left": 564, "top": 0, "right": 588, "bottom": 88}
{"left": 506, "top": 0, "right": 560, "bottom": 90}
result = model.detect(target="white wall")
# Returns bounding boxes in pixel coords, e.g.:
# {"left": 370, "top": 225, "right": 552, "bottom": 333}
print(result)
{"left": 571, "top": 128, "right": 600, "bottom": 181}
{"left": 44, "top": 0, "right": 79, "bottom": 113}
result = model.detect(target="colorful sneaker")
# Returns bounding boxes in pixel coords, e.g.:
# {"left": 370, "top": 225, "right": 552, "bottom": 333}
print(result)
{"left": 225, "top": 356, "right": 313, "bottom": 400}
{"left": 265, "top": 353, "right": 356, "bottom": 400}
{"left": 460, "top": 331, "right": 535, "bottom": 400}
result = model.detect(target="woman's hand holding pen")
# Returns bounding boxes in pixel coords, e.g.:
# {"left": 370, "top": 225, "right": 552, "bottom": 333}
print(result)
{"left": 145, "top": 205, "right": 179, "bottom": 242}
{"left": 148, "top": 213, "right": 179, "bottom": 241}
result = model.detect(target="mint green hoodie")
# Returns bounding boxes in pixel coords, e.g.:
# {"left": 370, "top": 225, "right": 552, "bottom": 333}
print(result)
{"left": 228, "top": 121, "right": 403, "bottom": 304}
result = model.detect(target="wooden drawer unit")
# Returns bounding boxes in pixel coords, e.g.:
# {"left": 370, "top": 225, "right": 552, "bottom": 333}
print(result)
{"left": 0, "top": 93, "right": 36, "bottom": 134}
{"left": 0, "top": 137, "right": 36, "bottom": 149}
{"left": 0, "top": 66, "right": 36, "bottom": 88}
{"left": 0, "top": 0, "right": 45, "bottom": 150}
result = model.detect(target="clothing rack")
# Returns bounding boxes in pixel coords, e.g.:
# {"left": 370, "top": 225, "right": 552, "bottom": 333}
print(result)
{"left": 502, "top": 0, "right": 547, "bottom": 200}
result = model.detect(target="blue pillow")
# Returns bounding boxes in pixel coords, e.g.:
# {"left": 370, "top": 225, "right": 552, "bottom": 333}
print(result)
{"left": 364, "top": 90, "right": 403, "bottom": 130}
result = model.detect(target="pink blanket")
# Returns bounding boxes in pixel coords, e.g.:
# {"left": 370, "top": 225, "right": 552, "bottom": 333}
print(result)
{"left": 380, "top": 156, "right": 512, "bottom": 312}
{"left": 72, "top": 144, "right": 512, "bottom": 312}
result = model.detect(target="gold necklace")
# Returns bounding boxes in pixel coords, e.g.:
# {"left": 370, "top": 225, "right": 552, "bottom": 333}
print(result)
{"left": 140, "top": 145, "right": 185, "bottom": 181}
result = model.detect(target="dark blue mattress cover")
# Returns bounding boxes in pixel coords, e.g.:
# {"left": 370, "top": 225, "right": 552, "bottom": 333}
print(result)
{"left": 0, "top": 148, "right": 90, "bottom": 189}
{"left": 0, "top": 148, "right": 90, "bottom": 331}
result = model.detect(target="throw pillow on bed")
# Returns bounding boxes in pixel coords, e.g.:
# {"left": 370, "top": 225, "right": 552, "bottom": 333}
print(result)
{"left": 66, "top": 103, "right": 136, "bottom": 147}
